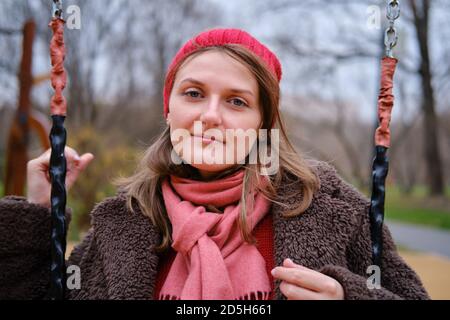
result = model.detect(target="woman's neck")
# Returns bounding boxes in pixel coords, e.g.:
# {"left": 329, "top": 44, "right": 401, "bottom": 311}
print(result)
{"left": 197, "top": 165, "right": 245, "bottom": 181}
{"left": 170, "top": 163, "right": 245, "bottom": 181}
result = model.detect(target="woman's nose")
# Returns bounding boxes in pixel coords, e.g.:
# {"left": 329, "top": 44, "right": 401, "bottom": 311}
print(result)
{"left": 200, "top": 97, "right": 222, "bottom": 126}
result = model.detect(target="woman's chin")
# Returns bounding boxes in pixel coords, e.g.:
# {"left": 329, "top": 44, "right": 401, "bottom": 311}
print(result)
{"left": 189, "top": 163, "right": 233, "bottom": 173}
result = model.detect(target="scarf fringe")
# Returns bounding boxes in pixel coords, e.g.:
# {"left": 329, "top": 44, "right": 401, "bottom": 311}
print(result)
{"left": 158, "top": 291, "right": 271, "bottom": 300}
{"left": 237, "top": 290, "right": 271, "bottom": 300}
{"left": 159, "top": 294, "right": 180, "bottom": 300}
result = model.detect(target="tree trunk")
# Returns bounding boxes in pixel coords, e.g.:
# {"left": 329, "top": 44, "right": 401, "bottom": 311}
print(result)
{"left": 410, "top": 0, "right": 444, "bottom": 195}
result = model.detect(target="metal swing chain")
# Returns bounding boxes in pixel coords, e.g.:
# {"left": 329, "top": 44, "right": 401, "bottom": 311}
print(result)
{"left": 369, "top": 0, "right": 401, "bottom": 270}
{"left": 384, "top": 0, "right": 400, "bottom": 58}
{"left": 52, "top": 0, "right": 63, "bottom": 19}
{"left": 49, "top": 0, "right": 67, "bottom": 300}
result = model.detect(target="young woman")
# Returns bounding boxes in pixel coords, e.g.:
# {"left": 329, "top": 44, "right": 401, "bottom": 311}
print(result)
{"left": 0, "top": 28, "right": 429, "bottom": 300}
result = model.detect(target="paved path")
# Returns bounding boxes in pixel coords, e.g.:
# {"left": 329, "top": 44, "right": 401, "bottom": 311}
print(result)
{"left": 386, "top": 220, "right": 450, "bottom": 258}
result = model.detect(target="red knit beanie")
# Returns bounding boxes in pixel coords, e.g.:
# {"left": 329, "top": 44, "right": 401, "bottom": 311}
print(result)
{"left": 163, "top": 28, "right": 282, "bottom": 118}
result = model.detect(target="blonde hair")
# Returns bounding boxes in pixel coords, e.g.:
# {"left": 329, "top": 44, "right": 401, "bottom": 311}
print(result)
{"left": 114, "top": 44, "right": 320, "bottom": 252}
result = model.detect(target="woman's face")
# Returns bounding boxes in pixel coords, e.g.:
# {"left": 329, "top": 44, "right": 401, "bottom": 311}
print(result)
{"left": 167, "top": 50, "right": 262, "bottom": 179}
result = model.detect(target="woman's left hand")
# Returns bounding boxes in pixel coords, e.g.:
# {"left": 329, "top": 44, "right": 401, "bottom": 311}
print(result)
{"left": 271, "top": 258, "right": 345, "bottom": 300}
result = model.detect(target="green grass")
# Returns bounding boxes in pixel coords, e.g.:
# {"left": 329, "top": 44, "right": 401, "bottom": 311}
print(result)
{"left": 384, "top": 185, "right": 450, "bottom": 231}
{"left": 385, "top": 206, "right": 450, "bottom": 230}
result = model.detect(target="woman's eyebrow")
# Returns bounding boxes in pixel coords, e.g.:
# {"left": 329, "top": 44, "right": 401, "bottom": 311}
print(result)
{"left": 179, "top": 77, "right": 254, "bottom": 97}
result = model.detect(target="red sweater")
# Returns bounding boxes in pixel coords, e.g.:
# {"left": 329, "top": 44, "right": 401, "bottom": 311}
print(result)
{"left": 153, "top": 213, "right": 275, "bottom": 300}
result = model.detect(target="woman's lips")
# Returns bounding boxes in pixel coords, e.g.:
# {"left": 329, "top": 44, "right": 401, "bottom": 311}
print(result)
{"left": 192, "top": 135, "right": 223, "bottom": 144}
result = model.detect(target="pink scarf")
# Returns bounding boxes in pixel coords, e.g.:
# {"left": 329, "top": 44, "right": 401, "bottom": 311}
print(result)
{"left": 159, "top": 169, "right": 272, "bottom": 300}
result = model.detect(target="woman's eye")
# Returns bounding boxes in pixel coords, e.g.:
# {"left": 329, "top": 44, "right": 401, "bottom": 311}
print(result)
{"left": 183, "top": 90, "right": 247, "bottom": 107}
{"left": 230, "top": 98, "right": 248, "bottom": 107}
{"left": 184, "top": 90, "right": 202, "bottom": 98}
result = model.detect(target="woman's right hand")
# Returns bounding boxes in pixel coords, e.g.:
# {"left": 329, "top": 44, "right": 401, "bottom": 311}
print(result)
{"left": 26, "top": 146, "right": 95, "bottom": 209}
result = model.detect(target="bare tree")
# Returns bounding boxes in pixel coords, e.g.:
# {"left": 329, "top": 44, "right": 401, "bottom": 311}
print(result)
{"left": 0, "top": 0, "right": 222, "bottom": 134}
{"left": 251, "top": 0, "right": 448, "bottom": 194}
{"left": 408, "top": 0, "right": 444, "bottom": 195}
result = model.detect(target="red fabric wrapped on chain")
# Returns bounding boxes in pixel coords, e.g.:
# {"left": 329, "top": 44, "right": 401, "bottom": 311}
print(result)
{"left": 375, "top": 57, "right": 397, "bottom": 148}
{"left": 49, "top": 18, "right": 67, "bottom": 116}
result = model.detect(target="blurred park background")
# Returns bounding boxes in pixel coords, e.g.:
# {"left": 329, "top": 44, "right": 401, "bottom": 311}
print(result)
{"left": 0, "top": 0, "right": 449, "bottom": 299}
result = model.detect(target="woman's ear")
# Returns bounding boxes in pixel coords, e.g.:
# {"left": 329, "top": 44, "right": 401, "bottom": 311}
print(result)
{"left": 166, "top": 113, "right": 171, "bottom": 126}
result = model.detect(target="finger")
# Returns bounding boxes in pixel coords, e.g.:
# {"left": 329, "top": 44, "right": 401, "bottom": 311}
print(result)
{"left": 276, "top": 262, "right": 343, "bottom": 296}
{"left": 271, "top": 266, "right": 327, "bottom": 292}
{"left": 283, "top": 258, "right": 332, "bottom": 283}
{"left": 77, "top": 153, "right": 94, "bottom": 171}
{"left": 39, "top": 148, "right": 52, "bottom": 158}
{"left": 66, "top": 153, "right": 94, "bottom": 188}
{"left": 283, "top": 258, "right": 309, "bottom": 270}
{"left": 69, "top": 153, "right": 94, "bottom": 173}
{"left": 65, "top": 146, "right": 81, "bottom": 162}
{"left": 279, "top": 281, "right": 321, "bottom": 300}
{"left": 66, "top": 166, "right": 82, "bottom": 189}
{"left": 32, "top": 146, "right": 78, "bottom": 169}
{"left": 66, "top": 148, "right": 93, "bottom": 173}
{"left": 28, "top": 148, "right": 51, "bottom": 169}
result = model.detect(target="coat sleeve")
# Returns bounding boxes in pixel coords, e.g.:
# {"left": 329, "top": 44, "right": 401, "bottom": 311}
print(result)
{"left": 315, "top": 163, "right": 430, "bottom": 300}
{"left": 65, "top": 227, "right": 108, "bottom": 299}
{"left": 0, "top": 195, "right": 107, "bottom": 299}
{"left": 0, "top": 195, "right": 70, "bottom": 299}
